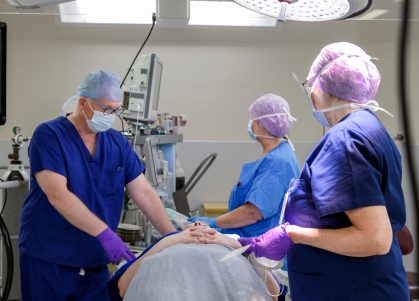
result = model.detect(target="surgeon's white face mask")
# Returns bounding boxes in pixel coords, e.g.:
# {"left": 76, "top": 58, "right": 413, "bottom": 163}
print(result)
{"left": 83, "top": 101, "right": 115, "bottom": 133}
{"left": 311, "top": 103, "right": 332, "bottom": 128}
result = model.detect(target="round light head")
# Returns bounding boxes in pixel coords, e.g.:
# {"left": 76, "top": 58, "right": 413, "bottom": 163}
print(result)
{"left": 233, "top": 0, "right": 370, "bottom": 22}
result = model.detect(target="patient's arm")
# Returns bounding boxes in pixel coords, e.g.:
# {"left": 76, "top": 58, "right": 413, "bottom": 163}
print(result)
{"left": 199, "top": 231, "right": 279, "bottom": 300}
{"left": 197, "top": 228, "right": 242, "bottom": 249}
{"left": 118, "top": 225, "right": 212, "bottom": 297}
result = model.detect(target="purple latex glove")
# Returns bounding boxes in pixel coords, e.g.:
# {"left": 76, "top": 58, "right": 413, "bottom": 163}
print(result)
{"left": 238, "top": 223, "right": 294, "bottom": 261}
{"left": 97, "top": 227, "right": 135, "bottom": 264}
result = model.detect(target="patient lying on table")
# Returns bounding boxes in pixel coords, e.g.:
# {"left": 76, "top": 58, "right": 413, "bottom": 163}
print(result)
{"left": 109, "top": 223, "right": 280, "bottom": 301}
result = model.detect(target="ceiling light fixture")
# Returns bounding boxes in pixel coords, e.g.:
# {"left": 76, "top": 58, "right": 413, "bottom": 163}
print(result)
{"left": 7, "top": 0, "right": 74, "bottom": 9}
{"left": 232, "top": 0, "right": 373, "bottom": 22}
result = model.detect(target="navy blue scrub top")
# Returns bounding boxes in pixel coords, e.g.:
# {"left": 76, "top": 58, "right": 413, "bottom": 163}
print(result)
{"left": 19, "top": 116, "right": 144, "bottom": 268}
{"left": 284, "top": 109, "right": 409, "bottom": 301}
{"left": 221, "top": 141, "right": 300, "bottom": 237}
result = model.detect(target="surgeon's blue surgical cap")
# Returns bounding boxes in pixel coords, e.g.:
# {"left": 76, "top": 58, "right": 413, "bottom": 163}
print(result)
{"left": 306, "top": 42, "right": 380, "bottom": 104}
{"left": 248, "top": 94, "right": 294, "bottom": 138}
{"left": 78, "top": 70, "right": 122, "bottom": 102}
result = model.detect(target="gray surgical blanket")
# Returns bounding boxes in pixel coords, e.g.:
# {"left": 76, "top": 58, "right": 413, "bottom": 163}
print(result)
{"left": 123, "top": 243, "right": 271, "bottom": 301}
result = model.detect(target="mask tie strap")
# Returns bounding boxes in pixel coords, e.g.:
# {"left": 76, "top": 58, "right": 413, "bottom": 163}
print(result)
{"left": 353, "top": 100, "right": 394, "bottom": 118}
{"left": 316, "top": 103, "right": 351, "bottom": 113}
{"left": 282, "top": 107, "right": 298, "bottom": 122}
{"left": 253, "top": 112, "right": 297, "bottom": 123}
{"left": 283, "top": 135, "right": 295, "bottom": 152}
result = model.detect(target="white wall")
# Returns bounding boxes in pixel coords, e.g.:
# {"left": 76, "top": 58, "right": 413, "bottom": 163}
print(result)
{"left": 0, "top": 15, "right": 418, "bottom": 143}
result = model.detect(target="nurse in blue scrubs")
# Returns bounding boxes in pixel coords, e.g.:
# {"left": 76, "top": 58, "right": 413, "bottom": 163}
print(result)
{"left": 19, "top": 70, "right": 176, "bottom": 301}
{"left": 189, "top": 94, "right": 300, "bottom": 237}
{"left": 237, "top": 42, "right": 409, "bottom": 301}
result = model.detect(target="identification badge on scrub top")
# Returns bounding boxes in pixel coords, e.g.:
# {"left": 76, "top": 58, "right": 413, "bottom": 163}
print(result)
{"left": 279, "top": 191, "right": 290, "bottom": 225}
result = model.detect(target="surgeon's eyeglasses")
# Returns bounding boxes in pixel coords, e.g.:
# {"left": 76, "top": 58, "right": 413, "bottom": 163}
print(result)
{"left": 95, "top": 103, "right": 125, "bottom": 116}
{"left": 292, "top": 72, "right": 311, "bottom": 97}
{"left": 301, "top": 81, "right": 311, "bottom": 97}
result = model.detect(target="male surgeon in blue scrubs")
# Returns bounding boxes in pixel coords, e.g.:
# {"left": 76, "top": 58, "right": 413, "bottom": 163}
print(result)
{"left": 237, "top": 43, "right": 409, "bottom": 301}
{"left": 19, "top": 70, "right": 176, "bottom": 301}
{"left": 189, "top": 94, "right": 300, "bottom": 237}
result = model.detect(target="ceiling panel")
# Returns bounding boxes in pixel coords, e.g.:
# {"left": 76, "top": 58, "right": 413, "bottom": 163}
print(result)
{"left": 0, "top": 0, "right": 417, "bottom": 43}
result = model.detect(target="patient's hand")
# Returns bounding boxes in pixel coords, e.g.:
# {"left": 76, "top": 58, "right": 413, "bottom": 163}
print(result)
{"left": 165, "top": 223, "right": 215, "bottom": 245}
{"left": 196, "top": 228, "right": 242, "bottom": 250}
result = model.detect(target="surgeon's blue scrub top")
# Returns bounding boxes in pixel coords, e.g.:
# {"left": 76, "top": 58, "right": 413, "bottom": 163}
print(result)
{"left": 19, "top": 116, "right": 144, "bottom": 268}
{"left": 221, "top": 141, "right": 300, "bottom": 237}
{"left": 284, "top": 110, "right": 409, "bottom": 301}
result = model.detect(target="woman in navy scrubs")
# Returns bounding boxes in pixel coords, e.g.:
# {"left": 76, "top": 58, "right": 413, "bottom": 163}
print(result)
{"left": 237, "top": 42, "right": 409, "bottom": 301}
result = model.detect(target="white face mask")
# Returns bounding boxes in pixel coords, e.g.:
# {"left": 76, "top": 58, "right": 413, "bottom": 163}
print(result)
{"left": 83, "top": 101, "right": 115, "bottom": 133}
{"left": 247, "top": 119, "right": 259, "bottom": 141}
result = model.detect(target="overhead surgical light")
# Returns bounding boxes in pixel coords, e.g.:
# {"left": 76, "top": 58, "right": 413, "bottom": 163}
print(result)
{"left": 7, "top": 0, "right": 74, "bottom": 9}
{"left": 232, "top": 0, "right": 373, "bottom": 22}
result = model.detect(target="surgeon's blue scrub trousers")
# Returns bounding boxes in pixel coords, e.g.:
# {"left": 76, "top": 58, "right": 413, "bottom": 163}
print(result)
{"left": 20, "top": 253, "right": 111, "bottom": 301}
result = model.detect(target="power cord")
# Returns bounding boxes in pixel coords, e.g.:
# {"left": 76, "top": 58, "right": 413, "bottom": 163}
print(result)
{"left": 0, "top": 179, "right": 7, "bottom": 216}
{"left": 117, "top": 115, "right": 125, "bottom": 133}
{"left": 119, "top": 13, "right": 157, "bottom": 132}
{"left": 0, "top": 214, "right": 13, "bottom": 301}
{"left": 0, "top": 179, "right": 13, "bottom": 301}
{"left": 398, "top": 0, "right": 419, "bottom": 274}
{"left": 120, "top": 13, "right": 157, "bottom": 89}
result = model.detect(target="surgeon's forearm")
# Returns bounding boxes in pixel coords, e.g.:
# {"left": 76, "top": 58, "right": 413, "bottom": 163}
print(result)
{"left": 216, "top": 204, "right": 262, "bottom": 229}
{"left": 139, "top": 190, "right": 176, "bottom": 234}
{"left": 35, "top": 170, "right": 108, "bottom": 236}
{"left": 287, "top": 226, "right": 388, "bottom": 257}
{"left": 49, "top": 191, "right": 108, "bottom": 236}
{"left": 287, "top": 205, "right": 392, "bottom": 257}
{"left": 128, "top": 175, "right": 176, "bottom": 235}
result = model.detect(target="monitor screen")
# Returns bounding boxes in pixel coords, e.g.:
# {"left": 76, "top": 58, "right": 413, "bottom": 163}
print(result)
{"left": 121, "top": 53, "right": 163, "bottom": 123}
{"left": 151, "top": 59, "right": 162, "bottom": 111}
{"left": 0, "top": 22, "right": 6, "bottom": 125}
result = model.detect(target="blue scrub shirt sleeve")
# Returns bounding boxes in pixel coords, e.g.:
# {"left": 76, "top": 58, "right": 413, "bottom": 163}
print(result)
{"left": 29, "top": 124, "right": 67, "bottom": 177}
{"left": 311, "top": 129, "right": 386, "bottom": 217}
{"left": 246, "top": 160, "right": 286, "bottom": 219}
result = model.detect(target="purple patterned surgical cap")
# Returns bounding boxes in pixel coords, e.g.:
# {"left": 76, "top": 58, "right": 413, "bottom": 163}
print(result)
{"left": 307, "top": 42, "right": 381, "bottom": 104}
{"left": 248, "top": 93, "right": 294, "bottom": 138}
